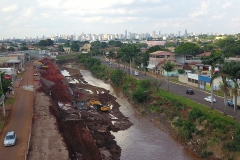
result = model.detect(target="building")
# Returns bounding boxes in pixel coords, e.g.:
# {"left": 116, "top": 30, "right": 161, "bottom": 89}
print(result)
{"left": 143, "top": 41, "right": 166, "bottom": 47}
{"left": 63, "top": 47, "right": 71, "bottom": 54}
{"left": 147, "top": 51, "right": 182, "bottom": 76}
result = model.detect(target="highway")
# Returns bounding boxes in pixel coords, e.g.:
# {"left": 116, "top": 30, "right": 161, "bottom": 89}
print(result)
{"left": 97, "top": 56, "right": 236, "bottom": 118}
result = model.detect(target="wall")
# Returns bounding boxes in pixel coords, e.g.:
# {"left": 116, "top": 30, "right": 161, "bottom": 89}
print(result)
{"left": 163, "top": 70, "right": 178, "bottom": 77}
{"left": 178, "top": 74, "right": 198, "bottom": 87}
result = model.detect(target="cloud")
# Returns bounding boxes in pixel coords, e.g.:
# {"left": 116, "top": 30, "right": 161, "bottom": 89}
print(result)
{"left": 41, "top": 13, "right": 50, "bottom": 18}
{"left": 222, "top": 2, "right": 232, "bottom": 9}
{"left": 22, "top": 7, "right": 34, "bottom": 17}
{"left": 36, "top": 0, "right": 61, "bottom": 9}
{"left": 231, "top": 17, "right": 240, "bottom": 22}
{"left": 189, "top": 1, "right": 210, "bottom": 18}
{"left": 4, "top": 16, "right": 12, "bottom": 20}
{"left": 212, "top": 12, "right": 225, "bottom": 19}
{"left": 2, "top": 4, "right": 18, "bottom": 12}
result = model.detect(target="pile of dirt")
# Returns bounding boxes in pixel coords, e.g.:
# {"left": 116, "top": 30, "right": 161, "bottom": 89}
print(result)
{"left": 38, "top": 58, "right": 132, "bottom": 160}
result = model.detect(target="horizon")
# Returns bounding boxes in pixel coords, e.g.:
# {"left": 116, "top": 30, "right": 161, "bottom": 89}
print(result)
{"left": 1, "top": 1, "right": 240, "bottom": 39}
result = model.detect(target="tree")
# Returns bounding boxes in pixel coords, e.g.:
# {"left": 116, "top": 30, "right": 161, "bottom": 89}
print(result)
{"left": 222, "top": 61, "right": 240, "bottom": 118}
{"left": 58, "top": 45, "right": 64, "bottom": 52}
{"left": 71, "top": 41, "right": 80, "bottom": 52}
{"left": 0, "top": 72, "right": 12, "bottom": 95}
{"left": 38, "top": 39, "right": 53, "bottom": 46}
{"left": 107, "top": 50, "right": 115, "bottom": 65}
{"left": 201, "top": 52, "right": 224, "bottom": 109}
{"left": 108, "top": 40, "right": 123, "bottom": 47}
{"left": 20, "top": 46, "right": 28, "bottom": 51}
{"left": 175, "top": 42, "right": 204, "bottom": 56}
{"left": 162, "top": 61, "right": 175, "bottom": 92}
{"left": 110, "top": 70, "right": 125, "bottom": 86}
{"left": 8, "top": 47, "right": 15, "bottom": 51}
{"left": 211, "top": 63, "right": 231, "bottom": 115}
{"left": 118, "top": 44, "right": 140, "bottom": 75}
{"left": 0, "top": 46, "right": 6, "bottom": 52}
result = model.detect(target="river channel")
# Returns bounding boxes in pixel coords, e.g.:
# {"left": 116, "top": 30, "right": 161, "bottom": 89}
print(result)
{"left": 80, "top": 69, "right": 200, "bottom": 160}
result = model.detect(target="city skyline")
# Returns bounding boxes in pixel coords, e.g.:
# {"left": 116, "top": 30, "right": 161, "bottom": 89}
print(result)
{"left": 1, "top": 0, "right": 240, "bottom": 39}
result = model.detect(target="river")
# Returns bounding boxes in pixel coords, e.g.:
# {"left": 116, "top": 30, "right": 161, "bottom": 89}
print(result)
{"left": 80, "top": 69, "right": 200, "bottom": 160}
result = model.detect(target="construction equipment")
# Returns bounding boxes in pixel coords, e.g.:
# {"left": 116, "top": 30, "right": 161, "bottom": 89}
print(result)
{"left": 87, "top": 99, "right": 110, "bottom": 112}
{"left": 41, "top": 65, "right": 49, "bottom": 69}
{"left": 33, "top": 61, "right": 43, "bottom": 65}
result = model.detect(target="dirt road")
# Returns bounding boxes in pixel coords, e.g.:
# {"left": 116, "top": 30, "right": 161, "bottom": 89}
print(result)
{"left": 0, "top": 62, "right": 34, "bottom": 160}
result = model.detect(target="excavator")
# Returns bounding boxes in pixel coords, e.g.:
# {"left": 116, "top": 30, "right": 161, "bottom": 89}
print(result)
{"left": 87, "top": 99, "right": 110, "bottom": 112}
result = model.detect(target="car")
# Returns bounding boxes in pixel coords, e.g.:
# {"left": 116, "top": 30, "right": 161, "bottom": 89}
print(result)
{"left": 204, "top": 96, "right": 216, "bottom": 103}
{"left": 4, "top": 131, "right": 16, "bottom": 147}
{"left": 228, "top": 100, "right": 234, "bottom": 107}
{"left": 186, "top": 89, "right": 194, "bottom": 95}
{"left": 227, "top": 100, "right": 240, "bottom": 109}
{"left": 134, "top": 71, "right": 139, "bottom": 76}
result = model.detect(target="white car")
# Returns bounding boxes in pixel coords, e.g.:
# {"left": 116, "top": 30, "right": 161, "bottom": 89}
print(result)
{"left": 204, "top": 96, "right": 216, "bottom": 103}
{"left": 4, "top": 131, "right": 17, "bottom": 147}
{"left": 134, "top": 71, "right": 139, "bottom": 76}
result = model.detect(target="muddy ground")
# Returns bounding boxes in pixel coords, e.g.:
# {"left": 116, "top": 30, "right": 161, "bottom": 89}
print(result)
{"left": 30, "top": 58, "right": 132, "bottom": 160}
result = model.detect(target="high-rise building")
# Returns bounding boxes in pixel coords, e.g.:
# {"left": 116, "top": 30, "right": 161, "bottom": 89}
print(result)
{"left": 152, "top": 31, "right": 156, "bottom": 38}
{"left": 178, "top": 31, "right": 181, "bottom": 37}
{"left": 185, "top": 30, "right": 187, "bottom": 37}
{"left": 125, "top": 30, "right": 127, "bottom": 39}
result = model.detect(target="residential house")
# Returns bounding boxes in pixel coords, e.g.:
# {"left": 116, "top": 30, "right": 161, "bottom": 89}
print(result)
{"left": 143, "top": 41, "right": 166, "bottom": 47}
{"left": 147, "top": 51, "right": 181, "bottom": 76}
{"left": 80, "top": 44, "right": 90, "bottom": 52}
{"left": 63, "top": 47, "right": 71, "bottom": 54}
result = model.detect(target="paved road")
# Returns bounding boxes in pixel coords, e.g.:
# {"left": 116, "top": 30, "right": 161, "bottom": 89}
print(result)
{"left": 0, "top": 62, "right": 34, "bottom": 160}
{"left": 96, "top": 56, "right": 236, "bottom": 118}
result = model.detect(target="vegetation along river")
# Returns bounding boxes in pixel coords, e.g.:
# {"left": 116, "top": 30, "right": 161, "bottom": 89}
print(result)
{"left": 80, "top": 69, "right": 200, "bottom": 160}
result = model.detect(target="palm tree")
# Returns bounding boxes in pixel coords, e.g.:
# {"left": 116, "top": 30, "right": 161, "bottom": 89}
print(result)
{"left": 211, "top": 63, "right": 231, "bottom": 115}
{"left": 162, "top": 61, "right": 175, "bottom": 92}
{"left": 201, "top": 52, "right": 224, "bottom": 109}
{"left": 222, "top": 61, "right": 240, "bottom": 119}
{"left": 107, "top": 50, "right": 115, "bottom": 65}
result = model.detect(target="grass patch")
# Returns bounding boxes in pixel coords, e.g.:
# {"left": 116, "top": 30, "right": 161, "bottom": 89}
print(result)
{"left": 169, "top": 77, "right": 179, "bottom": 83}
{"left": 149, "top": 106, "right": 160, "bottom": 113}
{"left": 6, "top": 98, "right": 14, "bottom": 105}
{"left": 0, "top": 123, "right": 4, "bottom": 130}
{"left": 156, "top": 89, "right": 236, "bottom": 125}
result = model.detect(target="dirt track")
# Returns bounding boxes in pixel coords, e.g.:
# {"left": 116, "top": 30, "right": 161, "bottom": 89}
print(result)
{"left": 28, "top": 91, "right": 69, "bottom": 160}
{"left": 28, "top": 58, "right": 132, "bottom": 160}
{"left": 0, "top": 62, "right": 34, "bottom": 160}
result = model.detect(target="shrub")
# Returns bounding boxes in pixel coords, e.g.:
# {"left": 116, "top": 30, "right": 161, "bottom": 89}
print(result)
{"left": 158, "top": 99, "right": 167, "bottom": 105}
{"left": 138, "top": 79, "right": 150, "bottom": 89}
{"left": 149, "top": 106, "right": 160, "bottom": 112}
{"left": 188, "top": 107, "right": 203, "bottom": 122}
{"left": 178, "top": 69, "right": 185, "bottom": 74}
{"left": 132, "top": 87, "right": 149, "bottom": 103}
{"left": 200, "top": 150, "right": 213, "bottom": 158}
{"left": 173, "top": 118, "right": 183, "bottom": 127}
{"left": 110, "top": 70, "right": 125, "bottom": 86}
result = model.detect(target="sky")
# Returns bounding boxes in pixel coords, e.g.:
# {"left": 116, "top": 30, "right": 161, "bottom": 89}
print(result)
{"left": 1, "top": 0, "right": 240, "bottom": 39}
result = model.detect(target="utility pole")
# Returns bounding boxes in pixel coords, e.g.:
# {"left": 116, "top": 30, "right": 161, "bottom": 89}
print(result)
{"left": 0, "top": 76, "right": 5, "bottom": 116}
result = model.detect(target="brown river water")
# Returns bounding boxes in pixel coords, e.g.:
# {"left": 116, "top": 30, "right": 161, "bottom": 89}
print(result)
{"left": 80, "top": 70, "right": 201, "bottom": 160}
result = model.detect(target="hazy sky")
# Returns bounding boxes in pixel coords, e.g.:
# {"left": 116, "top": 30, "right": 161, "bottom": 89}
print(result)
{"left": 1, "top": 0, "right": 240, "bottom": 38}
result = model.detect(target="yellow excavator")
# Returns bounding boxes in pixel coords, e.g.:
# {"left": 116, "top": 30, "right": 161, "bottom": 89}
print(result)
{"left": 87, "top": 99, "right": 110, "bottom": 112}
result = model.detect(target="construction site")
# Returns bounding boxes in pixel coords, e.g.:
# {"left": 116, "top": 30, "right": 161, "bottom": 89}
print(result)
{"left": 31, "top": 58, "right": 132, "bottom": 160}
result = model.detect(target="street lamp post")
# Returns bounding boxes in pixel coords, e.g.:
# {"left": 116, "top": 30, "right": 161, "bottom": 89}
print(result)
{"left": 0, "top": 76, "right": 5, "bottom": 116}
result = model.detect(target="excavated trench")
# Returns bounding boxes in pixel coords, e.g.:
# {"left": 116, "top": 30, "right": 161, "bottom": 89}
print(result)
{"left": 38, "top": 58, "right": 132, "bottom": 160}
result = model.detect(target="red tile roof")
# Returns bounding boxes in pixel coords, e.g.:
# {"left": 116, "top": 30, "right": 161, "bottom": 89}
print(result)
{"left": 150, "top": 51, "right": 175, "bottom": 56}
{"left": 196, "top": 52, "right": 211, "bottom": 57}
{"left": 144, "top": 41, "right": 166, "bottom": 47}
